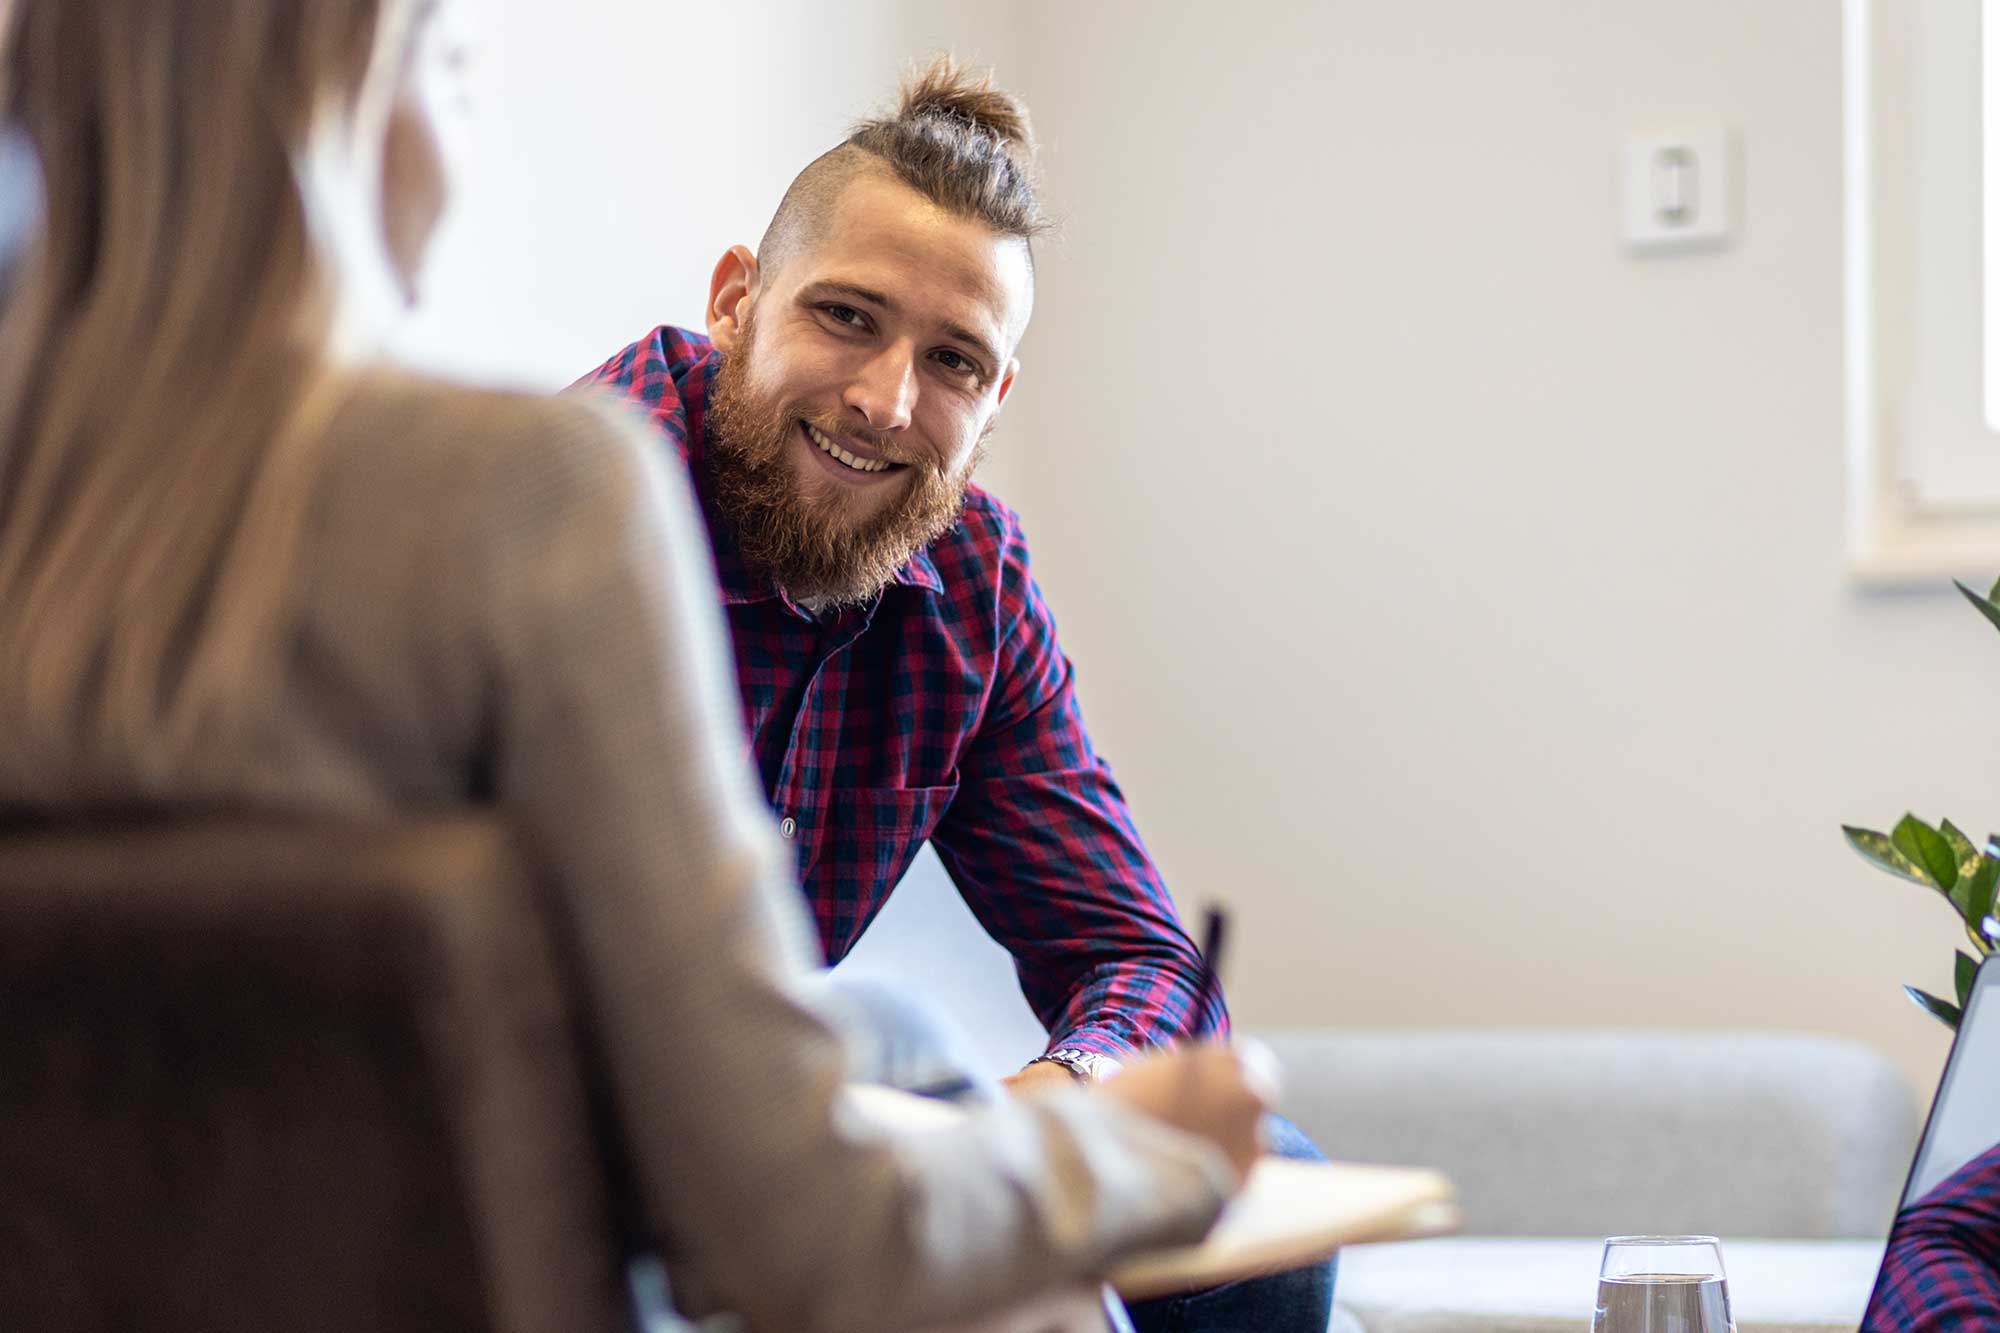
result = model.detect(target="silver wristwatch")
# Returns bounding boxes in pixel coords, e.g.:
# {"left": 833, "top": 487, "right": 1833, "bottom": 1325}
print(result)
{"left": 1032, "top": 1047, "right": 1125, "bottom": 1082}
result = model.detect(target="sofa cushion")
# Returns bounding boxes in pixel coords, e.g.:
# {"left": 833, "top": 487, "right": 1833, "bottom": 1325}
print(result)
{"left": 1258, "top": 1030, "right": 1918, "bottom": 1238}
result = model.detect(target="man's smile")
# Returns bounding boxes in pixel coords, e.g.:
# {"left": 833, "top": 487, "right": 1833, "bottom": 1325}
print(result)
{"left": 799, "top": 419, "right": 908, "bottom": 485}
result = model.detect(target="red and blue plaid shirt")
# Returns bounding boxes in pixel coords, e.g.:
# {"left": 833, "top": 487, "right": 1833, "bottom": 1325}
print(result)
{"left": 1865, "top": 1143, "right": 2000, "bottom": 1329}
{"left": 575, "top": 327, "right": 1226, "bottom": 1060}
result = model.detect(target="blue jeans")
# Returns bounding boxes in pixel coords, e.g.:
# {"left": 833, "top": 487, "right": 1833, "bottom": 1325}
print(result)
{"left": 819, "top": 979, "right": 1339, "bottom": 1333}
{"left": 1123, "top": 1112, "right": 1338, "bottom": 1333}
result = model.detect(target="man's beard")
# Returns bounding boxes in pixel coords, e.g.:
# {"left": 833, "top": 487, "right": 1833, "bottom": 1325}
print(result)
{"left": 707, "top": 338, "right": 984, "bottom": 609}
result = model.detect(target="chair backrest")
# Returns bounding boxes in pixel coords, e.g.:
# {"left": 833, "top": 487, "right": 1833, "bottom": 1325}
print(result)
{"left": 0, "top": 812, "right": 633, "bottom": 1333}
{"left": 1258, "top": 1028, "right": 1922, "bottom": 1239}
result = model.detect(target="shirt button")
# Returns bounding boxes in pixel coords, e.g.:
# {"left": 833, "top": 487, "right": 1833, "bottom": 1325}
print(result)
{"left": 779, "top": 817, "right": 797, "bottom": 839}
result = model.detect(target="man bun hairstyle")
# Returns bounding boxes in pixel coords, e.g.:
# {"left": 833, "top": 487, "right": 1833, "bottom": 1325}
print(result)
{"left": 758, "top": 54, "right": 1052, "bottom": 280}
{"left": 895, "top": 54, "right": 1035, "bottom": 146}
{"left": 852, "top": 54, "right": 1045, "bottom": 235}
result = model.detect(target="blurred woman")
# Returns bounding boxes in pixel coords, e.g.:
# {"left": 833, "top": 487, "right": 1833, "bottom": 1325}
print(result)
{"left": 0, "top": 3, "right": 1267, "bottom": 1330}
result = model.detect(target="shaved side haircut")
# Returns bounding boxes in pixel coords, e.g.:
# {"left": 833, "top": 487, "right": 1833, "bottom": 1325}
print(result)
{"left": 757, "top": 54, "right": 1053, "bottom": 281}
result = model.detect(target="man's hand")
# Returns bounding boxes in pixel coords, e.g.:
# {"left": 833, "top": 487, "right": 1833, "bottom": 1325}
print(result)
{"left": 1001, "top": 1060, "right": 1080, "bottom": 1096}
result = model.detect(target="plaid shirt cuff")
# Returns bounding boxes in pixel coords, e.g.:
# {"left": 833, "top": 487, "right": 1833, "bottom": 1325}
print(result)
{"left": 1046, "top": 1027, "right": 1144, "bottom": 1067}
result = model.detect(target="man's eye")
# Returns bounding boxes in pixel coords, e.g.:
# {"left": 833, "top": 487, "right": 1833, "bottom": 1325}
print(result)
{"left": 934, "top": 349, "right": 975, "bottom": 375}
{"left": 825, "top": 304, "right": 865, "bottom": 326}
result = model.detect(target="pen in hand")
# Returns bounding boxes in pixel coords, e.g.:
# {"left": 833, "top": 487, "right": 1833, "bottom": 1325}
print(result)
{"left": 1195, "top": 904, "right": 1228, "bottom": 1029}
{"left": 1194, "top": 903, "right": 1283, "bottom": 1102}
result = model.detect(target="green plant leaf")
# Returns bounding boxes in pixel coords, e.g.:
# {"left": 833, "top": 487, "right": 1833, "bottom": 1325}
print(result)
{"left": 1905, "top": 984, "right": 1964, "bottom": 1029}
{"left": 1944, "top": 824, "right": 1985, "bottom": 921}
{"left": 1893, "top": 815, "right": 1960, "bottom": 891}
{"left": 1958, "top": 951, "right": 1981, "bottom": 1007}
{"left": 1943, "top": 820, "right": 1982, "bottom": 879}
{"left": 1988, "top": 571, "right": 2000, "bottom": 605}
{"left": 1843, "top": 827, "right": 1931, "bottom": 884}
{"left": 1957, "top": 579, "right": 2000, "bottom": 637}
{"left": 1966, "top": 857, "right": 2000, "bottom": 931}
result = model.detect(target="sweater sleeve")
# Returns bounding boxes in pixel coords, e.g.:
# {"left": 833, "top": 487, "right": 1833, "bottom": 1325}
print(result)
{"left": 465, "top": 396, "right": 1232, "bottom": 1333}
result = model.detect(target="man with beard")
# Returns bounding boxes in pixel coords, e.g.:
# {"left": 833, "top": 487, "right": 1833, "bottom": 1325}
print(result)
{"left": 575, "top": 57, "right": 1336, "bottom": 1332}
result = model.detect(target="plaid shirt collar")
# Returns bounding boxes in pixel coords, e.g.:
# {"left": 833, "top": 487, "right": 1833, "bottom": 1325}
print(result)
{"left": 675, "top": 344, "right": 947, "bottom": 612}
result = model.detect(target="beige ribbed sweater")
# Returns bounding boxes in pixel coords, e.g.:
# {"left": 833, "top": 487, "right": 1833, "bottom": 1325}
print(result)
{"left": 0, "top": 370, "right": 1229, "bottom": 1333}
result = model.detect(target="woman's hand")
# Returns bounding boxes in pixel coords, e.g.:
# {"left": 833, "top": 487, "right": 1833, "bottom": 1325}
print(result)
{"left": 1096, "top": 1041, "right": 1279, "bottom": 1183}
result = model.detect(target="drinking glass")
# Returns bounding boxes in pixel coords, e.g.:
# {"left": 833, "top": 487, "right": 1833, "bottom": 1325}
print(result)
{"left": 1591, "top": 1235, "right": 1734, "bottom": 1333}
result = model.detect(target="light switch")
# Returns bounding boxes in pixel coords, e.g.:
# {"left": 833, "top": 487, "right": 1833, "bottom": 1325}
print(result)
{"left": 1621, "top": 129, "right": 1733, "bottom": 253}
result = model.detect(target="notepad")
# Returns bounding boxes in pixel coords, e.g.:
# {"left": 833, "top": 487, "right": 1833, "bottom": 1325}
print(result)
{"left": 839, "top": 1083, "right": 1461, "bottom": 1300}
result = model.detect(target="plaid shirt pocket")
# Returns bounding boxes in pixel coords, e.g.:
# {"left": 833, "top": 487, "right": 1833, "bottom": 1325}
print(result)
{"left": 809, "top": 782, "right": 960, "bottom": 959}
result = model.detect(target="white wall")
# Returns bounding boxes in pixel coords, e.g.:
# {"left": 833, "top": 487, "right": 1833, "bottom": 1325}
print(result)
{"left": 395, "top": 1, "right": 942, "bottom": 387}
{"left": 977, "top": 1, "right": 1962, "bottom": 1098}
{"left": 400, "top": 2, "right": 1975, "bottom": 1099}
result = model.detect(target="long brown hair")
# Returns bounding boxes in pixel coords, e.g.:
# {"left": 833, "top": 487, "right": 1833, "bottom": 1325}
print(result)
{"left": 0, "top": 0, "right": 426, "bottom": 786}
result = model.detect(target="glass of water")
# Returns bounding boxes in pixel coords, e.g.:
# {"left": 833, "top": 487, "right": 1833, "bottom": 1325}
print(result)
{"left": 1592, "top": 1236, "right": 1735, "bottom": 1333}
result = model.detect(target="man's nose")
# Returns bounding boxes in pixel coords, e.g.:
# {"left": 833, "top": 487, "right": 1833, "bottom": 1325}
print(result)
{"left": 843, "top": 342, "right": 917, "bottom": 433}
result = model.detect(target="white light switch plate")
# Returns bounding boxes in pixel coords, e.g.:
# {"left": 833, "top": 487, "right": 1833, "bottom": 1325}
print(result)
{"left": 1621, "top": 128, "right": 1733, "bottom": 253}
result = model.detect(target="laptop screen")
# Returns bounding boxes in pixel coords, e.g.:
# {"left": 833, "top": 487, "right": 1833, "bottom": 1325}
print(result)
{"left": 1902, "top": 957, "right": 2000, "bottom": 1206}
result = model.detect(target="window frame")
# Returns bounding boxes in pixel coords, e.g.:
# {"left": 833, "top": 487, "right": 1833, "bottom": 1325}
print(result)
{"left": 1846, "top": 0, "right": 2000, "bottom": 584}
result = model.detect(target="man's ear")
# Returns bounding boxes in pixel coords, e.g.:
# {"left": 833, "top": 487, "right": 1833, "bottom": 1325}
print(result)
{"left": 706, "top": 244, "right": 761, "bottom": 355}
{"left": 994, "top": 358, "right": 1020, "bottom": 411}
{"left": 981, "top": 360, "right": 1020, "bottom": 442}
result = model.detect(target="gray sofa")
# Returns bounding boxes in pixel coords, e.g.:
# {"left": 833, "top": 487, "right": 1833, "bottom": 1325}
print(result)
{"left": 1257, "top": 1030, "right": 1921, "bottom": 1333}
{"left": 850, "top": 852, "right": 1928, "bottom": 1330}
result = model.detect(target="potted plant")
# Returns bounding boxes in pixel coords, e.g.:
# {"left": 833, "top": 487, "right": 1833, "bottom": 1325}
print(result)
{"left": 1843, "top": 578, "right": 2000, "bottom": 1029}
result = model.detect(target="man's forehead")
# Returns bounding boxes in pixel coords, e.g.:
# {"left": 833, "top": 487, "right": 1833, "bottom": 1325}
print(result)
{"left": 790, "top": 173, "right": 1033, "bottom": 351}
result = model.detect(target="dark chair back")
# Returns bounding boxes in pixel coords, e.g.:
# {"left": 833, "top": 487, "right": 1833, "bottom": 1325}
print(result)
{"left": 0, "top": 813, "right": 634, "bottom": 1333}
